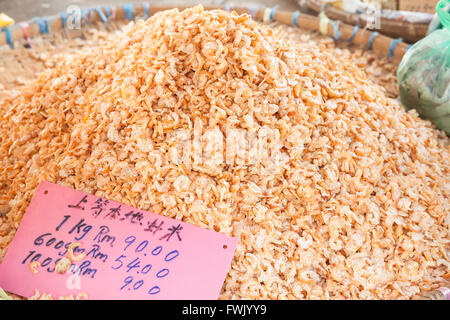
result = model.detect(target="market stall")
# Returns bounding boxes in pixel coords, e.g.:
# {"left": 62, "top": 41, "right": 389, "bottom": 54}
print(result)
{"left": 0, "top": 1, "right": 448, "bottom": 301}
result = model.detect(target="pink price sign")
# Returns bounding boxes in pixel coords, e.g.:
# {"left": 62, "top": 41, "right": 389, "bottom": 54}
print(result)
{"left": 0, "top": 181, "right": 238, "bottom": 299}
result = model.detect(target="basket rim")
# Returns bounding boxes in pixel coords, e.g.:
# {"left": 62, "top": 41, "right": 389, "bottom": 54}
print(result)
{"left": 0, "top": 3, "right": 411, "bottom": 61}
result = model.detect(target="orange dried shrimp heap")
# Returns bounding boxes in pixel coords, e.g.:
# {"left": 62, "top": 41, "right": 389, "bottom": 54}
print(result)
{"left": 0, "top": 6, "right": 448, "bottom": 299}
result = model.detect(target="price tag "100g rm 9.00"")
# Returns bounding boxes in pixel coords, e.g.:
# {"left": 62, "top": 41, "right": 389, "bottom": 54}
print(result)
{"left": 0, "top": 181, "right": 238, "bottom": 299}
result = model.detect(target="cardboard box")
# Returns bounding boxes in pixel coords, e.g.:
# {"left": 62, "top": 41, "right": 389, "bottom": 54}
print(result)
{"left": 399, "top": 0, "right": 439, "bottom": 13}
{"left": 382, "top": 0, "right": 399, "bottom": 11}
{"left": 335, "top": 1, "right": 399, "bottom": 11}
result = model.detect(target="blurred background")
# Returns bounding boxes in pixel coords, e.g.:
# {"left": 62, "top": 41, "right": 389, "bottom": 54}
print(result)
{"left": 0, "top": 0, "right": 298, "bottom": 22}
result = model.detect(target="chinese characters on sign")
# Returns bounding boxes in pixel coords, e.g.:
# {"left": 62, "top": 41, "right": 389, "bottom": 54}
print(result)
{"left": 0, "top": 181, "right": 237, "bottom": 299}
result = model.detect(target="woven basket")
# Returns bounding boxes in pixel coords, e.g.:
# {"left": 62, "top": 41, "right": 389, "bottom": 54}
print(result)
{"left": 1, "top": 3, "right": 411, "bottom": 58}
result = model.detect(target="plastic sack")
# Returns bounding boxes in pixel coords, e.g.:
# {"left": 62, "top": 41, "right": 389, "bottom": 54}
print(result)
{"left": 0, "top": 287, "right": 11, "bottom": 300}
{"left": 0, "top": 13, "right": 14, "bottom": 28}
{"left": 397, "top": 0, "right": 450, "bottom": 135}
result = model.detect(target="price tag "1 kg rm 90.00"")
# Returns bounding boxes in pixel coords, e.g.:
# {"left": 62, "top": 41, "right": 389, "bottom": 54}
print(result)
{"left": 0, "top": 181, "right": 238, "bottom": 299}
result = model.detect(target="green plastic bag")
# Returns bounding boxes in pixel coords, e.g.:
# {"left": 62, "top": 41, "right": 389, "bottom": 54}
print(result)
{"left": 397, "top": 0, "right": 450, "bottom": 134}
